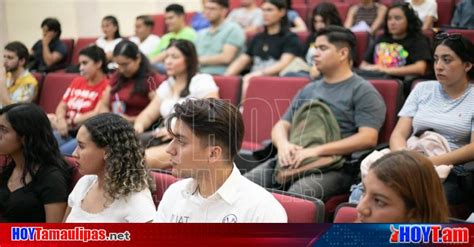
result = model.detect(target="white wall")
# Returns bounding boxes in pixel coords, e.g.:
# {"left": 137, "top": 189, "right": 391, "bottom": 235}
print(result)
{"left": 3, "top": 0, "right": 202, "bottom": 49}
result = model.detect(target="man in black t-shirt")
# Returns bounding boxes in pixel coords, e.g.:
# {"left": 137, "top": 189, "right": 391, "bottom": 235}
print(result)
{"left": 30, "top": 18, "right": 68, "bottom": 72}
{"left": 225, "top": 0, "right": 300, "bottom": 99}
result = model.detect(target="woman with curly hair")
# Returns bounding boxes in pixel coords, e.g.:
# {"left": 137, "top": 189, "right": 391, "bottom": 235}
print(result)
{"left": 64, "top": 113, "right": 155, "bottom": 222}
{"left": 0, "top": 103, "right": 71, "bottom": 222}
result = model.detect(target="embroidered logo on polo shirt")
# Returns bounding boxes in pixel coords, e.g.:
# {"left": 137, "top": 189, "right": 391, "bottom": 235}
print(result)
{"left": 222, "top": 214, "right": 237, "bottom": 223}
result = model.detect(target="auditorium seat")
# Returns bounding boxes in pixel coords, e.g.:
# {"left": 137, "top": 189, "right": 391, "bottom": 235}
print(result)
{"left": 72, "top": 37, "right": 98, "bottom": 65}
{"left": 151, "top": 170, "right": 178, "bottom": 207}
{"left": 185, "top": 12, "right": 195, "bottom": 24}
{"left": 64, "top": 156, "right": 83, "bottom": 193}
{"left": 38, "top": 73, "right": 79, "bottom": 113}
{"left": 333, "top": 203, "right": 358, "bottom": 223}
{"left": 292, "top": 4, "right": 309, "bottom": 24}
{"left": 296, "top": 31, "right": 310, "bottom": 46}
{"left": 31, "top": 72, "right": 44, "bottom": 103}
{"left": 269, "top": 189, "right": 325, "bottom": 223}
{"left": 354, "top": 31, "right": 369, "bottom": 66}
{"left": 213, "top": 76, "right": 241, "bottom": 106}
{"left": 436, "top": 0, "right": 456, "bottom": 27}
{"left": 61, "top": 38, "right": 75, "bottom": 67}
{"left": 447, "top": 29, "right": 474, "bottom": 43}
{"left": 151, "top": 14, "right": 166, "bottom": 36}
{"left": 240, "top": 76, "right": 310, "bottom": 151}
{"left": 369, "top": 79, "right": 403, "bottom": 144}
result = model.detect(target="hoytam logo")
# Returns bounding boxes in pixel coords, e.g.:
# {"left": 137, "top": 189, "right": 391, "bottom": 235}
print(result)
{"left": 390, "top": 225, "right": 469, "bottom": 244}
{"left": 11, "top": 227, "right": 131, "bottom": 242}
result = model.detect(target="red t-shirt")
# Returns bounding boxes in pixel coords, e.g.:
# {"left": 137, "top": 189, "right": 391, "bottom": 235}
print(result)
{"left": 62, "top": 76, "right": 110, "bottom": 122}
{"left": 108, "top": 73, "right": 163, "bottom": 116}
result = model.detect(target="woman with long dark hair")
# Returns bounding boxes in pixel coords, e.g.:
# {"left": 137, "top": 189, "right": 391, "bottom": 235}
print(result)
{"left": 98, "top": 40, "right": 161, "bottom": 123}
{"left": 390, "top": 33, "right": 474, "bottom": 206}
{"left": 134, "top": 39, "right": 219, "bottom": 169}
{"left": 49, "top": 45, "right": 110, "bottom": 155}
{"left": 360, "top": 2, "right": 432, "bottom": 78}
{"left": 0, "top": 103, "right": 70, "bottom": 222}
{"left": 96, "top": 15, "right": 123, "bottom": 62}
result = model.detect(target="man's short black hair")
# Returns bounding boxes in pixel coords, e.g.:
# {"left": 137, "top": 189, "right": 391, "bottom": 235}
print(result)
{"left": 315, "top": 25, "right": 357, "bottom": 63}
{"left": 165, "top": 4, "right": 185, "bottom": 16}
{"left": 136, "top": 15, "right": 154, "bottom": 28}
{"left": 41, "top": 17, "right": 62, "bottom": 38}
{"left": 4, "top": 41, "right": 29, "bottom": 66}
{"left": 208, "top": 0, "right": 229, "bottom": 8}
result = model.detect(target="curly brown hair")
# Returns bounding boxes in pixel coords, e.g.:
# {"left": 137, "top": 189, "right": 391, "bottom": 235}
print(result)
{"left": 83, "top": 113, "right": 154, "bottom": 204}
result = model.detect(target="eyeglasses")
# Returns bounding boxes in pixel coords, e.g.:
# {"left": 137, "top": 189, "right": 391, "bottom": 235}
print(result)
{"left": 434, "top": 32, "right": 463, "bottom": 42}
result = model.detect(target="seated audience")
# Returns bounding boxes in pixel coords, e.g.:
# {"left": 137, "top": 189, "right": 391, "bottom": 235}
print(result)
{"left": 245, "top": 26, "right": 386, "bottom": 201}
{"left": 48, "top": 45, "right": 110, "bottom": 155}
{"left": 405, "top": 0, "right": 437, "bottom": 31}
{"left": 192, "top": 0, "right": 211, "bottom": 31}
{"left": 150, "top": 4, "right": 197, "bottom": 70}
{"left": 96, "top": 16, "right": 123, "bottom": 64}
{"left": 356, "top": 151, "right": 449, "bottom": 223}
{"left": 155, "top": 98, "right": 287, "bottom": 223}
{"left": 0, "top": 103, "right": 71, "bottom": 222}
{"left": 390, "top": 32, "right": 474, "bottom": 205}
{"left": 225, "top": 0, "right": 300, "bottom": 99}
{"left": 29, "top": 17, "right": 68, "bottom": 72}
{"left": 359, "top": 3, "right": 432, "bottom": 79}
{"left": 344, "top": 0, "right": 387, "bottom": 35}
{"left": 196, "top": 0, "right": 245, "bottom": 75}
{"left": 451, "top": 0, "right": 474, "bottom": 29}
{"left": 286, "top": 0, "right": 308, "bottom": 32}
{"left": 134, "top": 40, "right": 218, "bottom": 169}
{"left": 64, "top": 113, "right": 155, "bottom": 222}
{"left": 130, "top": 15, "right": 161, "bottom": 58}
{"left": 227, "top": 0, "right": 264, "bottom": 33}
{"left": 98, "top": 41, "right": 160, "bottom": 123}
{"left": 1, "top": 42, "right": 38, "bottom": 108}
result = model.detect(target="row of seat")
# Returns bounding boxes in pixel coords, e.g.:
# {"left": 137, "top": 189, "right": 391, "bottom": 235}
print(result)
{"left": 32, "top": 72, "right": 403, "bottom": 152}
{"left": 55, "top": 27, "right": 474, "bottom": 73}
{"left": 56, "top": 155, "right": 325, "bottom": 223}
{"left": 150, "top": 0, "right": 460, "bottom": 37}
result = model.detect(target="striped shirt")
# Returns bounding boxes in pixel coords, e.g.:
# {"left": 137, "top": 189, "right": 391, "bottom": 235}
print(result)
{"left": 399, "top": 81, "right": 474, "bottom": 150}
{"left": 354, "top": 3, "right": 380, "bottom": 26}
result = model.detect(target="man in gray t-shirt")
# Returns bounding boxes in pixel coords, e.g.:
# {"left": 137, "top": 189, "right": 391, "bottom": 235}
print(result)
{"left": 245, "top": 26, "right": 386, "bottom": 201}
{"left": 283, "top": 74, "right": 385, "bottom": 139}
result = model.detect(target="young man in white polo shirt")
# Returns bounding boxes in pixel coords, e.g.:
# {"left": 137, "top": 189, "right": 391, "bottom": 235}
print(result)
{"left": 154, "top": 98, "right": 287, "bottom": 223}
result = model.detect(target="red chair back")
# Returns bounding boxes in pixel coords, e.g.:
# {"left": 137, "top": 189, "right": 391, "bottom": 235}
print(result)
{"left": 447, "top": 29, "right": 474, "bottom": 44}
{"left": 213, "top": 76, "right": 241, "bottom": 106}
{"left": 151, "top": 171, "right": 178, "bottom": 207}
{"left": 38, "top": 73, "right": 79, "bottom": 113}
{"left": 151, "top": 14, "right": 166, "bottom": 36}
{"left": 60, "top": 38, "right": 75, "bottom": 66}
{"left": 241, "top": 76, "right": 310, "bottom": 150}
{"left": 369, "top": 79, "right": 403, "bottom": 144}
{"left": 436, "top": 0, "right": 456, "bottom": 27}
{"left": 333, "top": 203, "right": 358, "bottom": 223}
{"left": 64, "top": 156, "right": 83, "bottom": 193}
{"left": 270, "top": 189, "right": 325, "bottom": 223}
{"left": 354, "top": 31, "right": 369, "bottom": 66}
{"left": 72, "top": 37, "right": 98, "bottom": 65}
